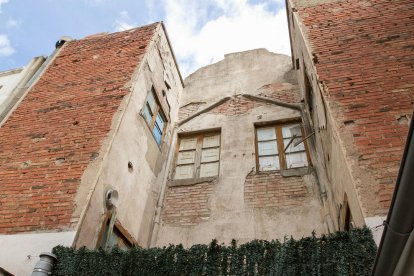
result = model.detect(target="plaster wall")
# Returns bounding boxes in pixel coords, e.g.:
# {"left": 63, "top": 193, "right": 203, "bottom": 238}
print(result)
{"left": 182, "top": 49, "right": 293, "bottom": 105}
{"left": 0, "top": 231, "right": 75, "bottom": 276}
{"left": 74, "top": 25, "right": 183, "bottom": 248}
{"left": 286, "top": 0, "right": 376, "bottom": 235}
{"left": 0, "top": 57, "right": 46, "bottom": 118}
{"left": 0, "top": 68, "right": 22, "bottom": 108}
{"left": 155, "top": 51, "right": 323, "bottom": 247}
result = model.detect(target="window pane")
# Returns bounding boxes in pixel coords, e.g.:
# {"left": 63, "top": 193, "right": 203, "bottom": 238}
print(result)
{"left": 147, "top": 91, "right": 157, "bottom": 112}
{"left": 201, "top": 148, "right": 220, "bottom": 162}
{"left": 177, "top": 150, "right": 196, "bottom": 165}
{"left": 258, "top": 140, "right": 278, "bottom": 156}
{"left": 203, "top": 135, "right": 220, "bottom": 148}
{"left": 175, "top": 164, "right": 194, "bottom": 179}
{"left": 156, "top": 112, "right": 165, "bottom": 131}
{"left": 200, "top": 162, "right": 219, "bottom": 177}
{"left": 286, "top": 152, "right": 308, "bottom": 168}
{"left": 179, "top": 138, "right": 197, "bottom": 150}
{"left": 142, "top": 105, "right": 152, "bottom": 125}
{"left": 259, "top": 156, "right": 280, "bottom": 171}
{"left": 257, "top": 127, "right": 276, "bottom": 141}
{"left": 282, "top": 124, "right": 302, "bottom": 138}
{"left": 283, "top": 138, "right": 305, "bottom": 153}
{"left": 153, "top": 124, "right": 162, "bottom": 145}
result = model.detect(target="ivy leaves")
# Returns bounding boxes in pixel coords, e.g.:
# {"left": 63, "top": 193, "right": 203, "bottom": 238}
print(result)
{"left": 52, "top": 227, "right": 376, "bottom": 276}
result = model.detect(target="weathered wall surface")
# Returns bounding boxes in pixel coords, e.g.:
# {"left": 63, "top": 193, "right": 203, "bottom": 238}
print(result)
{"left": 0, "top": 23, "right": 158, "bottom": 235}
{"left": 155, "top": 50, "right": 323, "bottom": 247}
{"left": 181, "top": 49, "right": 294, "bottom": 106}
{"left": 287, "top": 0, "right": 414, "bottom": 242}
{"left": 75, "top": 24, "right": 183, "bottom": 248}
{"left": 0, "top": 57, "right": 45, "bottom": 121}
{"left": 0, "top": 23, "right": 181, "bottom": 275}
{"left": 0, "top": 68, "right": 24, "bottom": 107}
{"left": 0, "top": 231, "right": 75, "bottom": 276}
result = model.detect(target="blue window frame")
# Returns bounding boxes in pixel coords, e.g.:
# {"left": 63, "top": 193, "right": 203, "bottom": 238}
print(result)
{"left": 142, "top": 88, "right": 166, "bottom": 145}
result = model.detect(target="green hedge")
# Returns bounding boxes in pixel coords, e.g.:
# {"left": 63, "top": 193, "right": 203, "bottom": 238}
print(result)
{"left": 52, "top": 227, "right": 376, "bottom": 275}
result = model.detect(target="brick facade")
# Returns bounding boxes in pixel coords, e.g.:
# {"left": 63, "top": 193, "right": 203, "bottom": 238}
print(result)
{"left": 257, "top": 83, "right": 300, "bottom": 104}
{"left": 0, "top": 23, "right": 157, "bottom": 234}
{"left": 296, "top": 0, "right": 414, "bottom": 214}
{"left": 244, "top": 172, "right": 310, "bottom": 208}
{"left": 162, "top": 182, "right": 213, "bottom": 227}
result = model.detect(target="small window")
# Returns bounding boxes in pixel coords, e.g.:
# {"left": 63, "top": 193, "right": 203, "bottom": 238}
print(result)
{"left": 97, "top": 217, "right": 134, "bottom": 250}
{"left": 305, "top": 72, "right": 315, "bottom": 124}
{"left": 256, "top": 122, "right": 309, "bottom": 172}
{"left": 142, "top": 87, "right": 166, "bottom": 145}
{"left": 174, "top": 133, "right": 220, "bottom": 180}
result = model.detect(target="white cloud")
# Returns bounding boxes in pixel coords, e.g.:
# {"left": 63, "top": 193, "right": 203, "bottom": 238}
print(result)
{"left": 0, "top": 34, "right": 15, "bottom": 56}
{"left": 162, "top": 0, "right": 290, "bottom": 77}
{"left": 6, "top": 19, "right": 22, "bottom": 28}
{"left": 114, "top": 10, "right": 136, "bottom": 31}
{"left": 0, "top": 0, "right": 9, "bottom": 14}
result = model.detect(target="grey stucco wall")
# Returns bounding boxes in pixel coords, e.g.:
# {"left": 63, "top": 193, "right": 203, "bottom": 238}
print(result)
{"left": 155, "top": 49, "right": 324, "bottom": 247}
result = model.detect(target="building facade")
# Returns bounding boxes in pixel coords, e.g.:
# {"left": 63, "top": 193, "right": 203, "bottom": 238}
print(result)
{"left": 0, "top": 22, "right": 184, "bottom": 275}
{"left": 154, "top": 49, "right": 323, "bottom": 247}
{"left": 285, "top": 0, "right": 414, "bottom": 243}
{"left": 0, "top": 0, "right": 413, "bottom": 274}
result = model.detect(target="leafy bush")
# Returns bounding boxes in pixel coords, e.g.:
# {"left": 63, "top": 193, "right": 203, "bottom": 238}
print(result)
{"left": 52, "top": 227, "right": 376, "bottom": 276}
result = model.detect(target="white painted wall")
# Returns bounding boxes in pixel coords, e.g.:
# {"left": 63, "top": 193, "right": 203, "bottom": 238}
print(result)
{"left": 0, "top": 231, "right": 76, "bottom": 276}
{"left": 365, "top": 216, "right": 386, "bottom": 246}
{"left": 0, "top": 69, "right": 23, "bottom": 108}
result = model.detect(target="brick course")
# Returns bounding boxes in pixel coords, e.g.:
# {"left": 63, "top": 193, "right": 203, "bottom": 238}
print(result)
{"left": 162, "top": 182, "right": 213, "bottom": 227}
{"left": 0, "top": 23, "right": 157, "bottom": 234}
{"left": 244, "top": 172, "right": 309, "bottom": 208}
{"left": 297, "top": 0, "right": 414, "bottom": 214}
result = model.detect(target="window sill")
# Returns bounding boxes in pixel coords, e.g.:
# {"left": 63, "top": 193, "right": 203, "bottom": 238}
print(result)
{"left": 256, "top": 166, "right": 312, "bottom": 177}
{"left": 281, "top": 166, "right": 313, "bottom": 177}
{"left": 168, "top": 176, "right": 217, "bottom": 187}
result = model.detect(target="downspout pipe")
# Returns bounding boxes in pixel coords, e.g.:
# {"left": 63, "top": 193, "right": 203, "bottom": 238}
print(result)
{"left": 371, "top": 110, "right": 414, "bottom": 275}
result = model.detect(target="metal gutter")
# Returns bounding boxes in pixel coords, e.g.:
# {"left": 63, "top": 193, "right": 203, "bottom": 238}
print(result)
{"left": 371, "top": 110, "right": 414, "bottom": 275}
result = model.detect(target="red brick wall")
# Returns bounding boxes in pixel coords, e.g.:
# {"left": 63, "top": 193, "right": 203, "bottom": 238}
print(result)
{"left": 162, "top": 182, "right": 213, "bottom": 226}
{"left": 296, "top": 0, "right": 414, "bottom": 214}
{"left": 257, "top": 83, "right": 300, "bottom": 103}
{"left": 0, "top": 23, "right": 157, "bottom": 234}
{"left": 244, "top": 172, "right": 309, "bottom": 208}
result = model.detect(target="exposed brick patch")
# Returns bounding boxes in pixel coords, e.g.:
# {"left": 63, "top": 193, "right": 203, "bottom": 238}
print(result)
{"left": 178, "top": 102, "right": 206, "bottom": 121}
{"left": 208, "top": 96, "right": 268, "bottom": 116}
{"left": 297, "top": 0, "right": 414, "bottom": 214}
{"left": 162, "top": 182, "right": 213, "bottom": 227}
{"left": 0, "top": 23, "right": 158, "bottom": 234}
{"left": 244, "top": 171, "right": 309, "bottom": 208}
{"left": 256, "top": 83, "right": 301, "bottom": 103}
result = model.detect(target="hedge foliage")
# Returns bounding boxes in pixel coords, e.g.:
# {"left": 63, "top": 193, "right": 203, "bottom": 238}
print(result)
{"left": 52, "top": 227, "right": 376, "bottom": 276}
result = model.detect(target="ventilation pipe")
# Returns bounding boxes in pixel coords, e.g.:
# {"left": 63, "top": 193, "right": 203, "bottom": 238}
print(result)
{"left": 31, "top": 252, "right": 57, "bottom": 276}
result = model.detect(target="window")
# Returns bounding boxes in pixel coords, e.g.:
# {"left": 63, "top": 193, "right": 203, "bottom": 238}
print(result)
{"left": 305, "top": 72, "right": 315, "bottom": 125}
{"left": 256, "top": 122, "right": 309, "bottom": 171}
{"left": 142, "top": 87, "right": 166, "bottom": 145}
{"left": 97, "top": 216, "right": 134, "bottom": 250}
{"left": 174, "top": 133, "right": 221, "bottom": 180}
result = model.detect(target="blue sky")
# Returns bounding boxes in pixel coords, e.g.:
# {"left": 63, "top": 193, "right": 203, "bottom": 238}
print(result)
{"left": 0, "top": 0, "right": 290, "bottom": 76}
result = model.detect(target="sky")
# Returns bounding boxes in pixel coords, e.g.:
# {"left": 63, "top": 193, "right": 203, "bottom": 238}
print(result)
{"left": 0, "top": 0, "right": 290, "bottom": 77}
